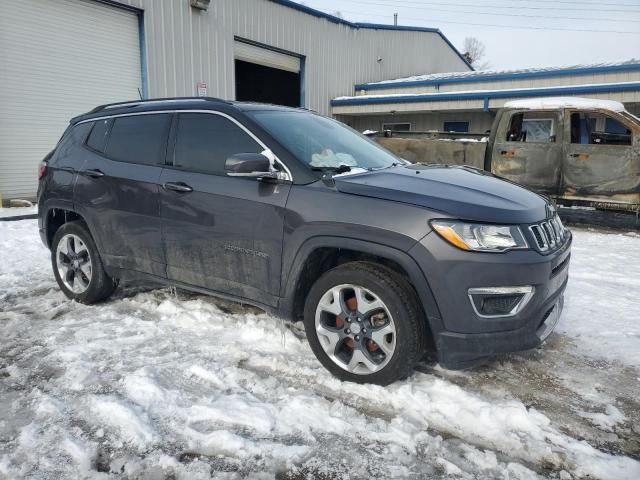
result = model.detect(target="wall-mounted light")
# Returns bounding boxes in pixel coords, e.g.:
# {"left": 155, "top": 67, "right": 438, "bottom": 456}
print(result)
{"left": 190, "top": 0, "right": 210, "bottom": 11}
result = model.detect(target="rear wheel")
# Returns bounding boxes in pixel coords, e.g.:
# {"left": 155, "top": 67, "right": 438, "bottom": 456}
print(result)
{"left": 51, "top": 221, "right": 115, "bottom": 304}
{"left": 303, "top": 262, "right": 426, "bottom": 385}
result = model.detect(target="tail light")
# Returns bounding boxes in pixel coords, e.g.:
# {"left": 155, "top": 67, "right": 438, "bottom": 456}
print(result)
{"left": 38, "top": 161, "right": 48, "bottom": 180}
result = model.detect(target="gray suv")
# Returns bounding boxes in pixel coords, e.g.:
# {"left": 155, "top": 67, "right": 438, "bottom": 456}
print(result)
{"left": 37, "top": 97, "right": 571, "bottom": 385}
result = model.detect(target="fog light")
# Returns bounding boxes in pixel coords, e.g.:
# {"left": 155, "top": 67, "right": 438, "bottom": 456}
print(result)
{"left": 468, "top": 286, "right": 534, "bottom": 318}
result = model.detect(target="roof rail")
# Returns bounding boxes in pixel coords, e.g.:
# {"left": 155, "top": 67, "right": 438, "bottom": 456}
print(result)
{"left": 89, "top": 96, "right": 228, "bottom": 113}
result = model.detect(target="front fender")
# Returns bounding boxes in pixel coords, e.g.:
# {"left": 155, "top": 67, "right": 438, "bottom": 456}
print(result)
{"left": 278, "top": 234, "right": 444, "bottom": 335}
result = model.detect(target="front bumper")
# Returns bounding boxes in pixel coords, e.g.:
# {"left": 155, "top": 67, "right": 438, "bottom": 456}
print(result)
{"left": 409, "top": 230, "right": 571, "bottom": 369}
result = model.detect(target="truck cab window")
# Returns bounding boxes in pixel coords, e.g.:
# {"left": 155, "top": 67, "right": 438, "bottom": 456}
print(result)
{"left": 506, "top": 112, "right": 556, "bottom": 143}
{"left": 570, "top": 112, "right": 631, "bottom": 146}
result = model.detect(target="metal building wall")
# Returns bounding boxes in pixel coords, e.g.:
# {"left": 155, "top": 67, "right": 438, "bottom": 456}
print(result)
{"left": 341, "top": 111, "right": 495, "bottom": 134}
{"left": 353, "top": 71, "right": 640, "bottom": 96}
{"left": 117, "top": 0, "right": 470, "bottom": 115}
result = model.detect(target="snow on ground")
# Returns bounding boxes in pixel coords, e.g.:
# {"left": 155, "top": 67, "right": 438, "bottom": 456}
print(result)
{"left": 558, "top": 229, "right": 640, "bottom": 368}
{"left": 1, "top": 220, "right": 639, "bottom": 479}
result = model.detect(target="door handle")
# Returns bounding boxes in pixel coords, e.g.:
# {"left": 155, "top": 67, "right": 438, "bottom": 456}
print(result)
{"left": 83, "top": 169, "right": 105, "bottom": 178}
{"left": 570, "top": 153, "right": 590, "bottom": 160}
{"left": 163, "top": 182, "right": 193, "bottom": 193}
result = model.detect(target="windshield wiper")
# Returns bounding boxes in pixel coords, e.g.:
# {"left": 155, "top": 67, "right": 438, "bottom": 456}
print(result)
{"left": 311, "top": 164, "right": 352, "bottom": 174}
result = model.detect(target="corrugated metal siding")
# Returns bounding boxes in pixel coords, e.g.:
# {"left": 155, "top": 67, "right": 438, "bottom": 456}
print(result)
{"left": 333, "top": 92, "right": 640, "bottom": 117}
{"left": 332, "top": 99, "right": 487, "bottom": 116}
{"left": 0, "top": 0, "right": 141, "bottom": 199}
{"left": 341, "top": 111, "right": 495, "bottom": 134}
{"left": 357, "top": 71, "right": 640, "bottom": 96}
{"left": 120, "top": 0, "right": 469, "bottom": 115}
{"left": 0, "top": 0, "right": 469, "bottom": 199}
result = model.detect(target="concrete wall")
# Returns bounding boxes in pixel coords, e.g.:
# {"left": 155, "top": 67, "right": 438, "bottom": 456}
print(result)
{"left": 118, "top": 0, "right": 470, "bottom": 116}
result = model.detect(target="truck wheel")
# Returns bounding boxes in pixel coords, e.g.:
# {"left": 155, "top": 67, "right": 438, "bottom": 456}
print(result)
{"left": 51, "top": 221, "right": 116, "bottom": 304}
{"left": 303, "top": 262, "right": 427, "bottom": 385}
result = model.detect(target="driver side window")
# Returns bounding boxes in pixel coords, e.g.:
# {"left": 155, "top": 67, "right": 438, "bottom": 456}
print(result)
{"left": 506, "top": 112, "right": 557, "bottom": 144}
{"left": 173, "top": 113, "right": 263, "bottom": 174}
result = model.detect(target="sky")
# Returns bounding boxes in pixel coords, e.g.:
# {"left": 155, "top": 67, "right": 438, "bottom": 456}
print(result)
{"left": 297, "top": 0, "right": 640, "bottom": 71}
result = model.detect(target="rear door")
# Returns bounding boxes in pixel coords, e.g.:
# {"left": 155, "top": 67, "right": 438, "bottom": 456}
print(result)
{"left": 491, "top": 109, "right": 563, "bottom": 194}
{"left": 73, "top": 113, "right": 171, "bottom": 277}
{"left": 563, "top": 110, "right": 638, "bottom": 197}
{"left": 159, "top": 111, "right": 291, "bottom": 307}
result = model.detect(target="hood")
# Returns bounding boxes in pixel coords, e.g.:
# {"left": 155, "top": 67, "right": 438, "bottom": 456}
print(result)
{"left": 333, "top": 165, "right": 549, "bottom": 224}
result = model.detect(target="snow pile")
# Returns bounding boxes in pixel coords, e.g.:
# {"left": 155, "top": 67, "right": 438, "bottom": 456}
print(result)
{"left": 1, "top": 220, "right": 639, "bottom": 479}
{"left": 579, "top": 405, "right": 627, "bottom": 432}
{"left": 504, "top": 97, "right": 625, "bottom": 112}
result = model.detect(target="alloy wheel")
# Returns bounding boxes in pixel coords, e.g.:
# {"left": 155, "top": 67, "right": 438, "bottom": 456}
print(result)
{"left": 56, "top": 233, "right": 93, "bottom": 294}
{"left": 315, "top": 284, "right": 397, "bottom": 375}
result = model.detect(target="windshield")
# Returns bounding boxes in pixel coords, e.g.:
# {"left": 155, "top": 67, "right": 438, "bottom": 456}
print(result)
{"left": 248, "top": 110, "right": 400, "bottom": 171}
{"left": 622, "top": 111, "right": 640, "bottom": 126}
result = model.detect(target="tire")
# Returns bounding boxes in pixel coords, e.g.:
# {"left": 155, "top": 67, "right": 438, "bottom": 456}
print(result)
{"left": 303, "top": 261, "right": 427, "bottom": 385}
{"left": 51, "top": 221, "right": 116, "bottom": 304}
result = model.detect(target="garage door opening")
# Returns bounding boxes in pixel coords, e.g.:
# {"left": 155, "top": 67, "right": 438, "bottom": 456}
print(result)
{"left": 234, "top": 39, "right": 302, "bottom": 108}
{"left": 235, "top": 60, "right": 301, "bottom": 107}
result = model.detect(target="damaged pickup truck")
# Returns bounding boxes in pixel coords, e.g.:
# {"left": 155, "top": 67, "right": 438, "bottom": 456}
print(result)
{"left": 373, "top": 97, "right": 640, "bottom": 225}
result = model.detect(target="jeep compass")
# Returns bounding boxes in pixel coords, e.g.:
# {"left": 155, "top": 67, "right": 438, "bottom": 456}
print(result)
{"left": 37, "top": 97, "right": 571, "bottom": 385}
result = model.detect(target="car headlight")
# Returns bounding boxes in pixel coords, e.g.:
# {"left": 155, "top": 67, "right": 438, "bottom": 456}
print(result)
{"left": 430, "top": 220, "right": 528, "bottom": 252}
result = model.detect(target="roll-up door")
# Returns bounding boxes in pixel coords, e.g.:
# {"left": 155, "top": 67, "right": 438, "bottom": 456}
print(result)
{"left": 234, "top": 40, "right": 301, "bottom": 74}
{"left": 0, "top": 0, "right": 142, "bottom": 199}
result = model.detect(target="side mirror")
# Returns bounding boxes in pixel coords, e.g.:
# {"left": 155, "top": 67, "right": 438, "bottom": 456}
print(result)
{"left": 225, "top": 153, "right": 277, "bottom": 179}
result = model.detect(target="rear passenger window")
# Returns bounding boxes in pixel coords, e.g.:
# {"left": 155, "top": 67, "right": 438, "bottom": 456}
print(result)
{"left": 570, "top": 112, "right": 632, "bottom": 146}
{"left": 173, "top": 113, "right": 262, "bottom": 174}
{"left": 105, "top": 114, "right": 171, "bottom": 165}
{"left": 86, "top": 119, "right": 111, "bottom": 153}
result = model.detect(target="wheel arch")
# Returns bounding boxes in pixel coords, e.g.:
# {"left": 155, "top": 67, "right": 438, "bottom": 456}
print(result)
{"left": 279, "top": 236, "right": 444, "bottom": 338}
{"left": 43, "top": 206, "right": 86, "bottom": 249}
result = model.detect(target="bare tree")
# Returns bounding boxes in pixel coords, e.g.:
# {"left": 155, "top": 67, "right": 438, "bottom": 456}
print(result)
{"left": 462, "top": 37, "right": 490, "bottom": 70}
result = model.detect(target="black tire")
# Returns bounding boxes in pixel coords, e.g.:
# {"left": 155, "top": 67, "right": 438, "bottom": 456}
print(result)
{"left": 303, "top": 261, "right": 427, "bottom": 385}
{"left": 51, "top": 221, "right": 116, "bottom": 304}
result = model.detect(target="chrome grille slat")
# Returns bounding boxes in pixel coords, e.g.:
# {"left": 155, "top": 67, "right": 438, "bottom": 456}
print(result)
{"left": 543, "top": 222, "right": 556, "bottom": 247}
{"left": 529, "top": 214, "right": 566, "bottom": 253}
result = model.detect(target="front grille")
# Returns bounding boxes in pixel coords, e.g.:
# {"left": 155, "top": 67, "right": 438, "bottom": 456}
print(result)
{"left": 528, "top": 214, "right": 568, "bottom": 253}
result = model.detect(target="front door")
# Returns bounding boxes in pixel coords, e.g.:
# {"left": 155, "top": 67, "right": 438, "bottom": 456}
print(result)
{"left": 159, "top": 112, "right": 291, "bottom": 307}
{"left": 491, "top": 110, "right": 563, "bottom": 195}
{"left": 73, "top": 113, "right": 171, "bottom": 277}
{"left": 563, "top": 110, "right": 638, "bottom": 198}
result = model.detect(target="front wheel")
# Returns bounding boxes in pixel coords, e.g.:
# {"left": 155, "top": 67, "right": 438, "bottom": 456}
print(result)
{"left": 51, "top": 221, "right": 116, "bottom": 304}
{"left": 303, "top": 262, "right": 427, "bottom": 385}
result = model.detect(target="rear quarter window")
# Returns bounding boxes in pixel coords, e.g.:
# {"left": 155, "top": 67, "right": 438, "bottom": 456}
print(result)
{"left": 105, "top": 114, "right": 171, "bottom": 165}
{"left": 86, "top": 119, "right": 111, "bottom": 153}
{"left": 51, "top": 123, "right": 92, "bottom": 165}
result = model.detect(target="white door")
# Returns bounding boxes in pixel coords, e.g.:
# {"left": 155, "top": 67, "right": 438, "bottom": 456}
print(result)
{"left": 0, "top": 0, "right": 142, "bottom": 200}
{"left": 234, "top": 40, "right": 301, "bottom": 74}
